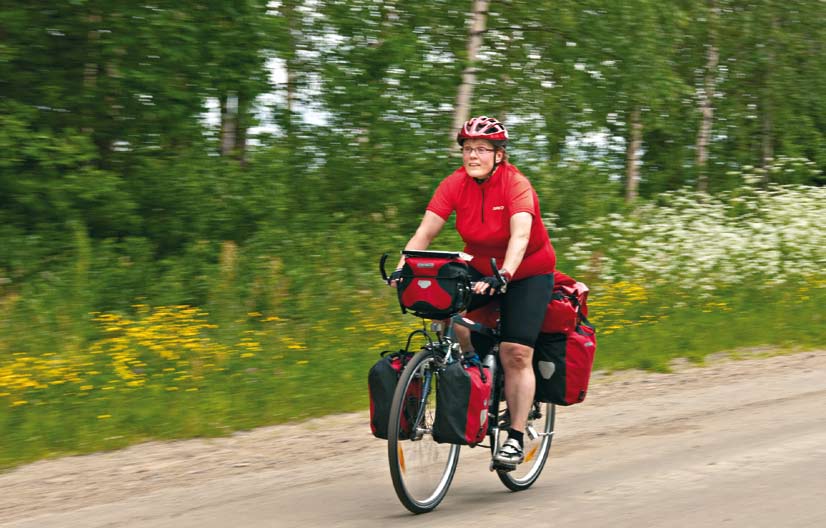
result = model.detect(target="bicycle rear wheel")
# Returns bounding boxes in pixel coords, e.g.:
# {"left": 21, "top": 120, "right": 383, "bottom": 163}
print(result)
{"left": 496, "top": 401, "right": 555, "bottom": 491}
{"left": 388, "top": 348, "right": 460, "bottom": 514}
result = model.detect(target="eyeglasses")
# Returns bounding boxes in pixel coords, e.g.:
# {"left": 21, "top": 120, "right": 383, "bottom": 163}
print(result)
{"left": 462, "top": 146, "right": 495, "bottom": 156}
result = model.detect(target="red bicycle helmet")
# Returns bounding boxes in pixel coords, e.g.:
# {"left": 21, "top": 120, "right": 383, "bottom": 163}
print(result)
{"left": 457, "top": 115, "right": 509, "bottom": 146}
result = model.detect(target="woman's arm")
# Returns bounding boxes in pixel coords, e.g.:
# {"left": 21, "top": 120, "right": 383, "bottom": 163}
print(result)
{"left": 473, "top": 211, "right": 531, "bottom": 295}
{"left": 394, "top": 211, "right": 447, "bottom": 269}
{"left": 500, "top": 211, "right": 532, "bottom": 278}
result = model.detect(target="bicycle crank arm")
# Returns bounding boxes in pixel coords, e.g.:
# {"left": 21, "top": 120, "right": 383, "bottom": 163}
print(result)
{"left": 490, "top": 460, "right": 517, "bottom": 473}
{"left": 411, "top": 427, "right": 431, "bottom": 440}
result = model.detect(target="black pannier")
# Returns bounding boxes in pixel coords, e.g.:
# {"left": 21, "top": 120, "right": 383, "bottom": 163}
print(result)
{"left": 368, "top": 350, "right": 421, "bottom": 439}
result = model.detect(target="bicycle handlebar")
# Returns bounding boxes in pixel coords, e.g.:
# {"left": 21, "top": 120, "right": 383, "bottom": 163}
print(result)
{"left": 487, "top": 257, "right": 508, "bottom": 294}
{"left": 380, "top": 252, "right": 504, "bottom": 290}
{"left": 379, "top": 254, "right": 390, "bottom": 283}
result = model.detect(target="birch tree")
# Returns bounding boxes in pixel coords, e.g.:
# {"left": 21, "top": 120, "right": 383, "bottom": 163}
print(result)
{"left": 585, "top": 0, "right": 691, "bottom": 202}
{"left": 714, "top": 0, "right": 826, "bottom": 187}
{"left": 695, "top": 0, "right": 720, "bottom": 193}
{"left": 200, "top": 0, "right": 272, "bottom": 161}
{"left": 452, "top": 0, "right": 489, "bottom": 149}
{"left": 625, "top": 107, "right": 643, "bottom": 202}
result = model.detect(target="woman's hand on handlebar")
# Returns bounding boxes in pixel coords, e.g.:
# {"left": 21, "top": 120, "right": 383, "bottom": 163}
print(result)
{"left": 387, "top": 267, "right": 403, "bottom": 288}
{"left": 472, "top": 269, "right": 512, "bottom": 296}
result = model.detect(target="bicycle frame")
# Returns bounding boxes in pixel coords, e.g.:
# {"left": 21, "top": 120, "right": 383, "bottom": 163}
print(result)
{"left": 404, "top": 314, "right": 508, "bottom": 458}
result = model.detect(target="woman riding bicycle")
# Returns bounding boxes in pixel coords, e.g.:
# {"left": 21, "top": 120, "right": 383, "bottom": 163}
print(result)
{"left": 391, "top": 115, "right": 556, "bottom": 466}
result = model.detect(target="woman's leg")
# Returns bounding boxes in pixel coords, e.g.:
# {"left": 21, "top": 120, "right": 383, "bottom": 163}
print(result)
{"left": 455, "top": 266, "right": 494, "bottom": 354}
{"left": 499, "top": 341, "right": 535, "bottom": 433}
{"left": 495, "top": 273, "right": 553, "bottom": 463}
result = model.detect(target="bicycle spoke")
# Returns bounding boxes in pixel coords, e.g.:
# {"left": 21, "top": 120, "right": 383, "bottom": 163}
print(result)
{"left": 388, "top": 349, "right": 460, "bottom": 513}
{"left": 496, "top": 402, "right": 555, "bottom": 491}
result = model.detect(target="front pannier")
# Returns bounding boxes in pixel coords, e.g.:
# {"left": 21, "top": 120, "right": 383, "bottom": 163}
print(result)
{"left": 368, "top": 350, "right": 422, "bottom": 439}
{"left": 397, "top": 256, "right": 471, "bottom": 319}
{"left": 432, "top": 357, "right": 492, "bottom": 446}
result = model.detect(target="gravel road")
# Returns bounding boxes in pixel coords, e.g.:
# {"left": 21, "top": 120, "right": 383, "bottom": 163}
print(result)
{"left": 2, "top": 349, "right": 825, "bottom": 527}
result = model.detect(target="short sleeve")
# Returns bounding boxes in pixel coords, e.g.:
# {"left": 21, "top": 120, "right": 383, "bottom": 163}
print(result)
{"left": 507, "top": 171, "right": 535, "bottom": 215}
{"left": 426, "top": 174, "right": 459, "bottom": 220}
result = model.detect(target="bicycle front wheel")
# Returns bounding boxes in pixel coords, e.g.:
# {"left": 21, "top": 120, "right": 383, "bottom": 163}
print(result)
{"left": 496, "top": 402, "right": 555, "bottom": 491}
{"left": 388, "top": 348, "right": 460, "bottom": 514}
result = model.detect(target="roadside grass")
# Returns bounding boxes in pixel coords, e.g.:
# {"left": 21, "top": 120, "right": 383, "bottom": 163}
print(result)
{"left": 0, "top": 291, "right": 422, "bottom": 469}
{"left": 590, "top": 277, "right": 826, "bottom": 372}
{"left": 2, "top": 174, "right": 824, "bottom": 470}
{"left": 1, "top": 277, "right": 824, "bottom": 470}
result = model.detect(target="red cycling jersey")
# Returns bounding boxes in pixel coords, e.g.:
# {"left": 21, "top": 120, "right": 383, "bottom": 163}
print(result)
{"left": 426, "top": 161, "right": 556, "bottom": 280}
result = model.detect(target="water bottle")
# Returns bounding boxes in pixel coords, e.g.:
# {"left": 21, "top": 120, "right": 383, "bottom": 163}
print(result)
{"left": 449, "top": 341, "right": 462, "bottom": 363}
{"left": 481, "top": 352, "right": 496, "bottom": 381}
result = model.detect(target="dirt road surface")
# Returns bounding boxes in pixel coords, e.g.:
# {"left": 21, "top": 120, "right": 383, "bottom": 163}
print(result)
{"left": 2, "top": 350, "right": 825, "bottom": 528}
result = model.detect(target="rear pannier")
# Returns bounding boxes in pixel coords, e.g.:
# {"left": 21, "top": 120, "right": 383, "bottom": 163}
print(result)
{"left": 533, "top": 323, "right": 596, "bottom": 405}
{"left": 534, "top": 270, "right": 597, "bottom": 406}
{"left": 541, "top": 270, "right": 590, "bottom": 334}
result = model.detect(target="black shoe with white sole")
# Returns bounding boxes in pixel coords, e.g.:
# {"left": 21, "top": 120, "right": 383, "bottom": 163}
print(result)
{"left": 494, "top": 438, "right": 524, "bottom": 465}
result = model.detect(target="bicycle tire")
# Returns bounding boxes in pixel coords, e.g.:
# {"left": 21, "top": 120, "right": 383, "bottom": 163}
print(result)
{"left": 496, "top": 402, "right": 555, "bottom": 491}
{"left": 388, "top": 348, "right": 460, "bottom": 514}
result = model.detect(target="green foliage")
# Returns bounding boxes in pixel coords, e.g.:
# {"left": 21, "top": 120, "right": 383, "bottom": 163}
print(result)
{"left": 532, "top": 162, "right": 627, "bottom": 231}
{"left": 0, "top": 102, "right": 138, "bottom": 237}
{"left": 2, "top": 1, "right": 826, "bottom": 468}
{"left": 592, "top": 282, "right": 826, "bottom": 373}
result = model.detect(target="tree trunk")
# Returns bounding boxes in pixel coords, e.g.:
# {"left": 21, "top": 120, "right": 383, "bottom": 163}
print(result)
{"left": 282, "top": 0, "right": 298, "bottom": 136}
{"left": 285, "top": 65, "right": 296, "bottom": 132}
{"left": 83, "top": 14, "right": 101, "bottom": 138}
{"left": 761, "top": 106, "right": 773, "bottom": 170}
{"left": 220, "top": 92, "right": 248, "bottom": 161}
{"left": 696, "top": 0, "right": 719, "bottom": 193}
{"left": 83, "top": 15, "right": 101, "bottom": 90}
{"left": 220, "top": 93, "right": 238, "bottom": 157}
{"left": 451, "top": 0, "right": 489, "bottom": 150}
{"left": 236, "top": 93, "right": 248, "bottom": 163}
{"left": 625, "top": 107, "right": 643, "bottom": 203}
{"left": 760, "top": 13, "right": 779, "bottom": 181}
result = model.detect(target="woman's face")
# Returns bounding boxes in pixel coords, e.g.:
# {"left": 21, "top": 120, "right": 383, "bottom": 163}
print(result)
{"left": 462, "top": 139, "right": 503, "bottom": 180}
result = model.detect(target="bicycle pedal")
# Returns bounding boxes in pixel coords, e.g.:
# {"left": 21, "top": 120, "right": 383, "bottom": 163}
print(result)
{"left": 490, "top": 461, "right": 517, "bottom": 472}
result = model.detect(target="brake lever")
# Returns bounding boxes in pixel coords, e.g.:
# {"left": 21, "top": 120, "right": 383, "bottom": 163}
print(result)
{"left": 490, "top": 257, "right": 507, "bottom": 294}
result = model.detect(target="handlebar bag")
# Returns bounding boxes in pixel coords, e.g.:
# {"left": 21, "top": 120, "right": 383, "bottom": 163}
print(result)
{"left": 397, "top": 256, "right": 471, "bottom": 319}
{"left": 432, "top": 358, "right": 492, "bottom": 446}
{"left": 533, "top": 321, "right": 597, "bottom": 406}
{"left": 368, "top": 350, "right": 422, "bottom": 439}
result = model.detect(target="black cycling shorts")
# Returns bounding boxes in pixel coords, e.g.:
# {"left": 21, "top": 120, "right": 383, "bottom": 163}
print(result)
{"left": 466, "top": 268, "right": 554, "bottom": 348}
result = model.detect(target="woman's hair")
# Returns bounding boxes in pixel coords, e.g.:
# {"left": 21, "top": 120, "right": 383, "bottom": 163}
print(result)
{"left": 494, "top": 144, "right": 508, "bottom": 162}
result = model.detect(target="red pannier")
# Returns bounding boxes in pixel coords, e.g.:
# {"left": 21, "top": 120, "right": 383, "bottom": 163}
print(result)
{"left": 465, "top": 301, "right": 500, "bottom": 329}
{"left": 541, "top": 270, "right": 590, "bottom": 334}
{"left": 432, "top": 358, "right": 492, "bottom": 446}
{"left": 397, "top": 254, "right": 471, "bottom": 319}
{"left": 368, "top": 350, "right": 422, "bottom": 439}
{"left": 534, "top": 270, "right": 596, "bottom": 406}
{"left": 533, "top": 322, "right": 597, "bottom": 405}
{"left": 468, "top": 270, "right": 588, "bottom": 334}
